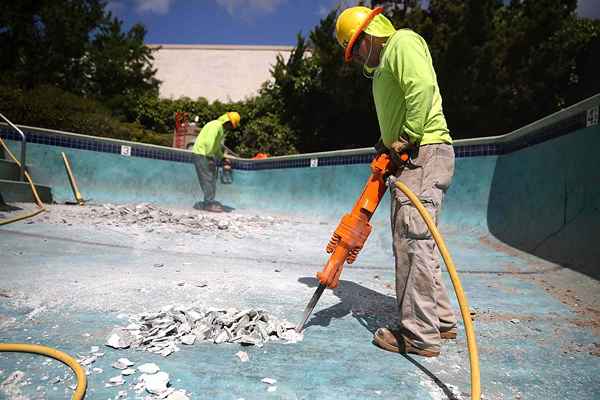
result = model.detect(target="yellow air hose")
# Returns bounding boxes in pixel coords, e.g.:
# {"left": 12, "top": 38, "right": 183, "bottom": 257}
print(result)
{"left": 0, "top": 343, "right": 87, "bottom": 399}
{"left": 1, "top": 138, "right": 87, "bottom": 399}
{"left": 394, "top": 179, "right": 481, "bottom": 400}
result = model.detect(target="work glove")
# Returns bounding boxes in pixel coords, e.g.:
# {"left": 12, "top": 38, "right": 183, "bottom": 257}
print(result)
{"left": 389, "top": 137, "right": 413, "bottom": 168}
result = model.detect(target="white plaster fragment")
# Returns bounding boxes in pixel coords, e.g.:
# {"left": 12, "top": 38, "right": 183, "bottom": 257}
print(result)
{"left": 166, "top": 390, "right": 190, "bottom": 400}
{"left": 138, "top": 363, "right": 160, "bottom": 374}
{"left": 105, "top": 328, "right": 133, "bottom": 349}
{"left": 140, "top": 371, "right": 169, "bottom": 394}
{"left": 236, "top": 351, "right": 249, "bottom": 362}
{"left": 113, "top": 358, "right": 135, "bottom": 369}
{"left": 121, "top": 368, "right": 136, "bottom": 376}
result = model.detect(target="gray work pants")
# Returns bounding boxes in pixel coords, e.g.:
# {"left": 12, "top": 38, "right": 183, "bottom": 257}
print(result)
{"left": 390, "top": 143, "right": 457, "bottom": 351}
{"left": 193, "top": 154, "right": 217, "bottom": 204}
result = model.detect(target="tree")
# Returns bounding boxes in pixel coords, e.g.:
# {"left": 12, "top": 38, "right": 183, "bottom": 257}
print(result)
{"left": 0, "top": 0, "right": 105, "bottom": 89}
{"left": 263, "top": 11, "right": 379, "bottom": 153}
{"left": 87, "top": 18, "right": 160, "bottom": 116}
{"left": 0, "top": 0, "right": 159, "bottom": 105}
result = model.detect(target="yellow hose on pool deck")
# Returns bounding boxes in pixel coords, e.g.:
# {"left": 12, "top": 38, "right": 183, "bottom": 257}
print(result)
{"left": 0, "top": 343, "right": 87, "bottom": 399}
{"left": 0, "top": 137, "right": 86, "bottom": 397}
{"left": 394, "top": 180, "right": 481, "bottom": 400}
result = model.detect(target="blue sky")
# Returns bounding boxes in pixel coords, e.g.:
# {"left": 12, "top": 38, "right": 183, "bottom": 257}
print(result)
{"left": 107, "top": 0, "right": 600, "bottom": 46}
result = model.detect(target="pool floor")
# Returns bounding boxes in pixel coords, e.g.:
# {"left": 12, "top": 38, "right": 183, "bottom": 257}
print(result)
{"left": 1, "top": 204, "right": 599, "bottom": 399}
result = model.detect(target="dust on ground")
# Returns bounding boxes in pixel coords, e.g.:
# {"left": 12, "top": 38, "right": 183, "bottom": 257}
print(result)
{"left": 479, "top": 233, "right": 600, "bottom": 354}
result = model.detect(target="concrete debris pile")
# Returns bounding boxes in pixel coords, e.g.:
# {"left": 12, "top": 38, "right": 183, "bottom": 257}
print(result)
{"left": 43, "top": 203, "right": 282, "bottom": 237}
{"left": 106, "top": 305, "right": 303, "bottom": 357}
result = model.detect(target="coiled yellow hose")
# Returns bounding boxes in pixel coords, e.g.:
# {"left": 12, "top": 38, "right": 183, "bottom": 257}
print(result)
{"left": 394, "top": 179, "right": 481, "bottom": 399}
{"left": 0, "top": 343, "right": 87, "bottom": 399}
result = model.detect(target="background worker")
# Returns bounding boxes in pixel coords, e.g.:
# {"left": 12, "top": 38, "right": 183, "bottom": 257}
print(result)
{"left": 192, "top": 112, "right": 240, "bottom": 213}
{"left": 336, "top": 6, "right": 456, "bottom": 357}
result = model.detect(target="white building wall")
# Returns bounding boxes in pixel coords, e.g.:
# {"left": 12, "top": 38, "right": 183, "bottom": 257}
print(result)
{"left": 148, "top": 44, "right": 294, "bottom": 102}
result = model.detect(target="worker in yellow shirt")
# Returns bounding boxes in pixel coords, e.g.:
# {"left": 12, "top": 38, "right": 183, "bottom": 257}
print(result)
{"left": 336, "top": 6, "right": 456, "bottom": 357}
{"left": 192, "top": 112, "right": 240, "bottom": 213}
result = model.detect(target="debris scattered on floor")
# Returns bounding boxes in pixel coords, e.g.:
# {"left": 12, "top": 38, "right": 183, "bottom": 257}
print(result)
{"left": 112, "top": 358, "right": 135, "bottom": 369}
{"left": 236, "top": 351, "right": 249, "bottom": 362}
{"left": 261, "top": 377, "right": 277, "bottom": 385}
{"left": 140, "top": 371, "right": 170, "bottom": 395}
{"left": 106, "top": 328, "right": 134, "bottom": 349}
{"left": 0, "top": 371, "right": 26, "bottom": 399}
{"left": 106, "top": 305, "right": 302, "bottom": 357}
{"left": 138, "top": 363, "right": 160, "bottom": 374}
{"left": 42, "top": 203, "right": 284, "bottom": 239}
{"left": 105, "top": 375, "right": 125, "bottom": 387}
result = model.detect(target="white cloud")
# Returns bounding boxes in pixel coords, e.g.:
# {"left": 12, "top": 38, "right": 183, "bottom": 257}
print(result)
{"left": 215, "top": 0, "right": 285, "bottom": 16}
{"left": 134, "top": 0, "right": 175, "bottom": 15}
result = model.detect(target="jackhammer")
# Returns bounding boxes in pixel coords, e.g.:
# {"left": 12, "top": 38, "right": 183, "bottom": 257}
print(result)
{"left": 295, "top": 152, "right": 481, "bottom": 399}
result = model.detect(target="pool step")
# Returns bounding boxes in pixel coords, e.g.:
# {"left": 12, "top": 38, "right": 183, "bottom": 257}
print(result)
{"left": 0, "top": 179, "right": 53, "bottom": 204}
{"left": 0, "top": 145, "right": 53, "bottom": 205}
{"left": 0, "top": 159, "right": 28, "bottom": 181}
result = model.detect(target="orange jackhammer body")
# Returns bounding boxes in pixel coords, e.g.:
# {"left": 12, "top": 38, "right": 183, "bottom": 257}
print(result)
{"left": 317, "top": 153, "right": 392, "bottom": 288}
{"left": 296, "top": 153, "right": 395, "bottom": 332}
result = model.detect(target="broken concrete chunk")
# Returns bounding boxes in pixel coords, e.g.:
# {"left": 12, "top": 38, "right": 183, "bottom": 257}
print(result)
{"left": 181, "top": 334, "right": 196, "bottom": 345}
{"left": 112, "top": 358, "right": 135, "bottom": 369}
{"left": 106, "top": 328, "right": 133, "bottom": 349}
{"left": 138, "top": 363, "right": 160, "bottom": 374}
{"left": 105, "top": 375, "right": 125, "bottom": 387}
{"left": 78, "top": 355, "right": 97, "bottom": 366}
{"left": 166, "top": 390, "right": 190, "bottom": 400}
{"left": 121, "top": 368, "right": 136, "bottom": 376}
{"left": 235, "top": 351, "right": 249, "bottom": 362}
{"left": 140, "top": 371, "right": 170, "bottom": 394}
{"left": 279, "top": 328, "right": 304, "bottom": 344}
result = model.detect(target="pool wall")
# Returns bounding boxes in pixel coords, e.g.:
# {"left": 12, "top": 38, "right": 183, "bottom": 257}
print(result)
{"left": 2, "top": 94, "right": 599, "bottom": 275}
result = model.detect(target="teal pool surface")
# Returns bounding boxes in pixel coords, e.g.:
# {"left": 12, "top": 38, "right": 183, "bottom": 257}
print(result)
{"left": 1, "top": 125, "right": 599, "bottom": 399}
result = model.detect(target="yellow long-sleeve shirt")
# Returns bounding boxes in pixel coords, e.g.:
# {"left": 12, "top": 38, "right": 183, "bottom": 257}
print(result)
{"left": 373, "top": 29, "right": 452, "bottom": 147}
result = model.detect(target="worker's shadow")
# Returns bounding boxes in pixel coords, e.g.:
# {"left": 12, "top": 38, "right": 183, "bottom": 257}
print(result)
{"left": 298, "top": 276, "right": 399, "bottom": 334}
{"left": 298, "top": 276, "right": 461, "bottom": 400}
{"left": 0, "top": 195, "right": 22, "bottom": 212}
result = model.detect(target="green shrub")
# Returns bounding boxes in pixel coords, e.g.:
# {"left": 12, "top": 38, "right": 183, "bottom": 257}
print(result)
{"left": 0, "top": 84, "right": 168, "bottom": 145}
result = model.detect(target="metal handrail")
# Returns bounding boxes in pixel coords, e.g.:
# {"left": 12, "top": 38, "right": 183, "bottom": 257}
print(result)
{"left": 0, "top": 113, "right": 26, "bottom": 180}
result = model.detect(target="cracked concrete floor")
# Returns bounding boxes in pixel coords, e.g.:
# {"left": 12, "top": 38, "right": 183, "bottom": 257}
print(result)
{"left": 1, "top": 204, "right": 599, "bottom": 399}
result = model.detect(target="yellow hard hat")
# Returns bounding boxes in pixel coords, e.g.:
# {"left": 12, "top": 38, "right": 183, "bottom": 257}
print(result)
{"left": 227, "top": 111, "right": 240, "bottom": 129}
{"left": 335, "top": 6, "right": 383, "bottom": 62}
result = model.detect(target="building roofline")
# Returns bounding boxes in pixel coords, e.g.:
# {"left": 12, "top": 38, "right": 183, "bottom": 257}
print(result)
{"left": 146, "top": 44, "right": 295, "bottom": 51}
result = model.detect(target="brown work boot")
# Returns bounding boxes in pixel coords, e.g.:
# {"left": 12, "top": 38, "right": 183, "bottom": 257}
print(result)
{"left": 204, "top": 203, "right": 224, "bottom": 213}
{"left": 440, "top": 327, "right": 457, "bottom": 340}
{"left": 373, "top": 328, "right": 440, "bottom": 357}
